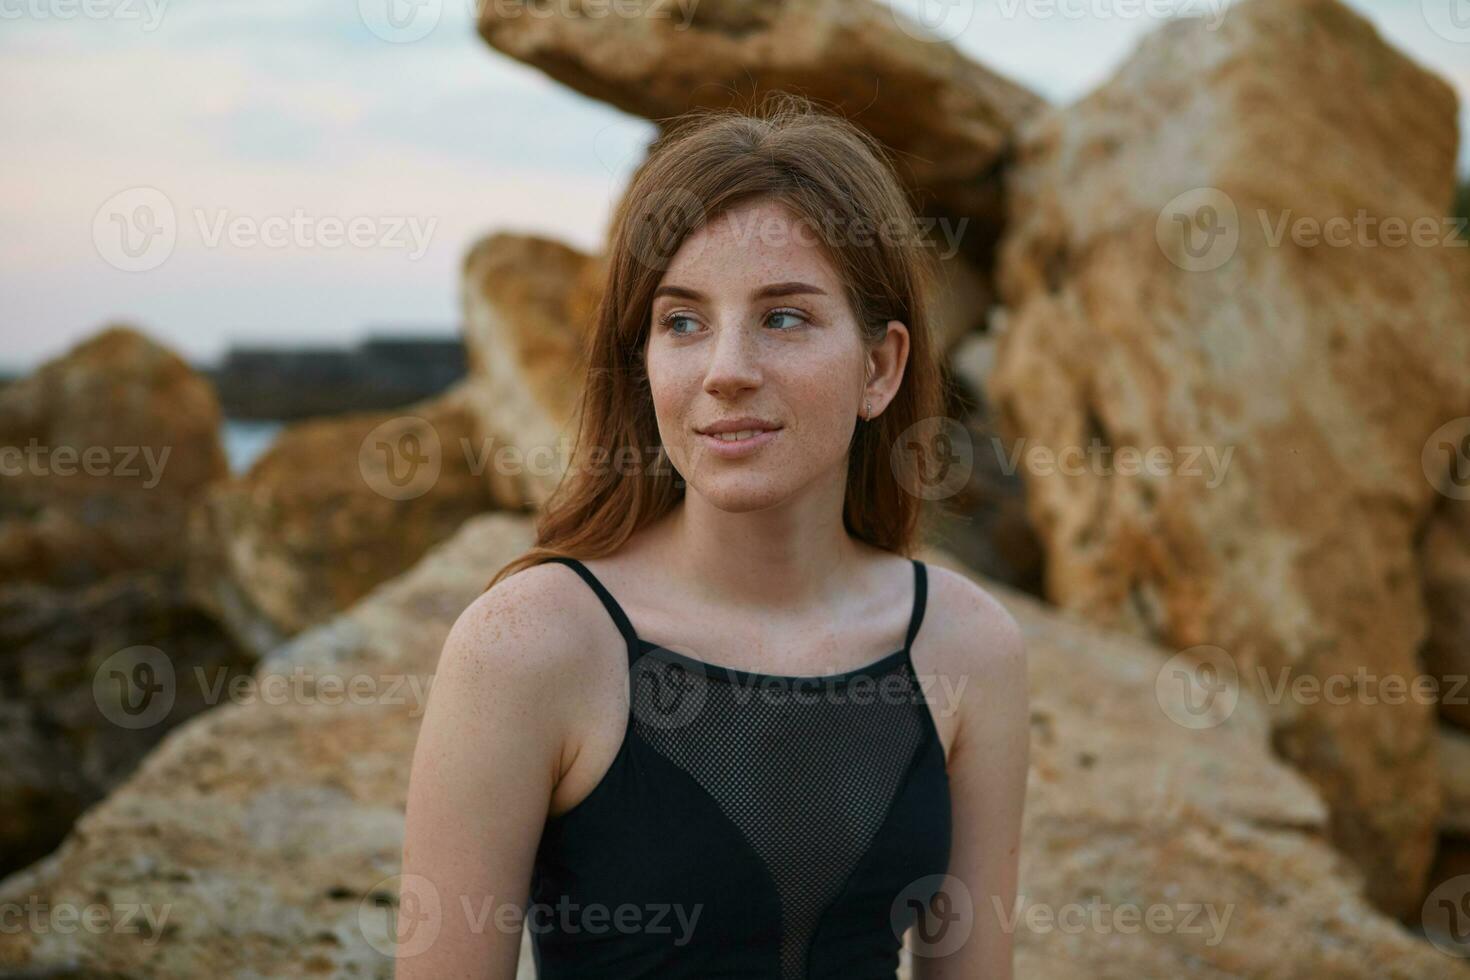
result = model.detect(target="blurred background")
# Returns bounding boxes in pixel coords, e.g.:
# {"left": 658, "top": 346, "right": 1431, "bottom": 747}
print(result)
{"left": 1, "top": 0, "right": 1469, "bottom": 976}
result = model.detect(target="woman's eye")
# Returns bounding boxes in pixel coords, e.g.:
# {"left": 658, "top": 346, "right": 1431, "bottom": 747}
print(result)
{"left": 663, "top": 313, "right": 698, "bottom": 335}
{"left": 766, "top": 310, "right": 807, "bottom": 331}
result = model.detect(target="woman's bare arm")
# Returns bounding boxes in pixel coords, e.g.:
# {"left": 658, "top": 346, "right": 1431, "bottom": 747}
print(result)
{"left": 913, "top": 573, "right": 1030, "bottom": 980}
{"left": 395, "top": 567, "right": 582, "bottom": 979}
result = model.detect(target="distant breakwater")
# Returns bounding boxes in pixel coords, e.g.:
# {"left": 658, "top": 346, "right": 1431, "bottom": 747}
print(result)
{"left": 201, "top": 334, "right": 465, "bottom": 421}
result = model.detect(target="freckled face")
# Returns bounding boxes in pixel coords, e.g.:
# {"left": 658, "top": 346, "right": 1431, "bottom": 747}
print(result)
{"left": 644, "top": 198, "right": 869, "bottom": 512}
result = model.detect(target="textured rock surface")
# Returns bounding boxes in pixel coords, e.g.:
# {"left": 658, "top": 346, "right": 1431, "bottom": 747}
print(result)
{"left": 928, "top": 332, "right": 1044, "bottom": 595}
{"left": 0, "top": 325, "right": 228, "bottom": 587}
{"left": 0, "top": 513, "right": 538, "bottom": 979}
{"left": 0, "top": 514, "right": 1455, "bottom": 977}
{"left": 1442, "top": 724, "right": 1470, "bottom": 838}
{"left": 476, "top": 0, "right": 1043, "bottom": 259}
{"left": 184, "top": 382, "right": 500, "bottom": 658}
{"left": 461, "top": 233, "right": 603, "bottom": 509}
{"left": 1421, "top": 498, "right": 1470, "bottom": 729}
{"left": 0, "top": 572, "right": 250, "bottom": 878}
{"left": 987, "top": 0, "right": 1470, "bottom": 915}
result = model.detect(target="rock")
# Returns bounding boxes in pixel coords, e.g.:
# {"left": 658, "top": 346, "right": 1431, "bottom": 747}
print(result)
{"left": 0, "top": 515, "right": 1455, "bottom": 976}
{"left": 1421, "top": 498, "right": 1470, "bottom": 729}
{"left": 461, "top": 233, "right": 603, "bottom": 509}
{"left": 475, "top": 0, "right": 1044, "bottom": 260}
{"left": 184, "top": 382, "right": 501, "bottom": 659}
{"left": 0, "top": 571, "right": 251, "bottom": 878}
{"left": 0, "top": 513, "right": 537, "bottom": 979}
{"left": 926, "top": 333, "right": 1044, "bottom": 595}
{"left": 941, "top": 557, "right": 1464, "bottom": 979}
{"left": 1441, "top": 724, "right": 1470, "bottom": 839}
{"left": 929, "top": 252, "right": 994, "bottom": 355}
{"left": 987, "top": 0, "right": 1469, "bottom": 916}
{"left": 0, "top": 325, "right": 228, "bottom": 587}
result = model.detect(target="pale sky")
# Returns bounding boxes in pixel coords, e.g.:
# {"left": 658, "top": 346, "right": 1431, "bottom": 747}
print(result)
{"left": 1, "top": 0, "right": 1466, "bottom": 373}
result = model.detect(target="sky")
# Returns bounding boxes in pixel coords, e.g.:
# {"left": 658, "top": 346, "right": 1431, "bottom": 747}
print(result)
{"left": 1, "top": 0, "right": 1466, "bottom": 374}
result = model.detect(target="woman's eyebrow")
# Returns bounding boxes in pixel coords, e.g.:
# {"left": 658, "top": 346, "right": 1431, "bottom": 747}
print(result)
{"left": 754, "top": 281, "right": 828, "bottom": 299}
{"left": 652, "top": 281, "right": 828, "bottom": 302}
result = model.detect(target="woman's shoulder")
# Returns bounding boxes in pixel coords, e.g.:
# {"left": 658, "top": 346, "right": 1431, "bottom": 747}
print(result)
{"left": 438, "top": 557, "right": 616, "bottom": 686}
{"left": 918, "top": 560, "right": 1027, "bottom": 679}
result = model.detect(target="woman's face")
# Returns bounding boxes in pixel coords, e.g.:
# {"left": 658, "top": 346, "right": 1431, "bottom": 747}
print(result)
{"left": 644, "top": 197, "right": 882, "bottom": 512}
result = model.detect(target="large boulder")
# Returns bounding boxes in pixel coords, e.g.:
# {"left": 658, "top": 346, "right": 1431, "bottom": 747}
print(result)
{"left": 460, "top": 233, "right": 603, "bottom": 509}
{"left": 0, "top": 514, "right": 1456, "bottom": 976}
{"left": 1421, "top": 497, "right": 1470, "bottom": 729}
{"left": 987, "top": 0, "right": 1470, "bottom": 916}
{"left": 0, "top": 572, "right": 250, "bottom": 878}
{"left": 185, "top": 382, "right": 503, "bottom": 658}
{"left": 475, "top": 0, "right": 1044, "bottom": 262}
{"left": 0, "top": 325, "right": 228, "bottom": 587}
{"left": 0, "top": 513, "right": 538, "bottom": 979}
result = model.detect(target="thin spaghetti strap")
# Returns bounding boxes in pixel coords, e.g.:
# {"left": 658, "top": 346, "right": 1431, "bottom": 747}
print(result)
{"left": 903, "top": 558, "right": 928, "bottom": 652}
{"left": 538, "top": 556, "right": 641, "bottom": 663}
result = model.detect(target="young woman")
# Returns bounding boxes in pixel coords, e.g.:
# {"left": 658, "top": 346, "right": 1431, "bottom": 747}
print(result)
{"left": 398, "top": 93, "right": 1029, "bottom": 980}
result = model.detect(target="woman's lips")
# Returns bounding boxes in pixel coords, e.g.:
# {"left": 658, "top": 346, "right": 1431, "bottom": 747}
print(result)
{"left": 695, "top": 427, "right": 781, "bottom": 459}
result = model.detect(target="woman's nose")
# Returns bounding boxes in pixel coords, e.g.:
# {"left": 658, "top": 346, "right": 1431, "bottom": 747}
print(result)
{"left": 702, "top": 321, "right": 762, "bottom": 398}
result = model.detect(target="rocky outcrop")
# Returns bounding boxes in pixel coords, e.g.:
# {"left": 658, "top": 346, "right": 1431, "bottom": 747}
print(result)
{"left": 987, "top": 0, "right": 1470, "bottom": 916}
{"left": 0, "top": 515, "right": 1456, "bottom": 977}
{"left": 0, "top": 325, "right": 228, "bottom": 587}
{"left": 0, "top": 513, "right": 538, "bottom": 979}
{"left": 185, "top": 382, "right": 503, "bottom": 658}
{"left": 1421, "top": 498, "right": 1470, "bottom": 730}
{"left": 0, "top": 572, "right": 251, "bottom": 877}
{"left": 475, "top": 0, "right": 1044, "bottom": 262}
{"left": 460, "top": 233, "right": 603, "bottom": 509}
{"left": 926, "top": 332, "right": 1044, "bottom": 595}
{"left": 0, "top": 325, "right": 243, "bottom": 877}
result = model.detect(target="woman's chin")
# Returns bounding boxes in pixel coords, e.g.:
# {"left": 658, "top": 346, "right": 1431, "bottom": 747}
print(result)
{"left": 684, "top": 476, "right": 792, "bottom": 514}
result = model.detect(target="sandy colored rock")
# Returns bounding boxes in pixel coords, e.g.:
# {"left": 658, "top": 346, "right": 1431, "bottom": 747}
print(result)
{"left": 1441, "top": 724, "right": 1470, "bottom": 839}
{"left": 461, "top": 233, "right": 603, "bottom": 509}
{"left": 0, "top": 515, "right": 1456, "bottom": 976}
{"left": 925, "top": 332, "right": 1044, "bottom": 595}
{"left": 0, "top": 513, "right": 538, "bottom": 979}
{"left": 928, "top": 251, "right": 993, "bottom": 354}
{"left": 0, "top": 325, "right": 228, "bottom": 587}
{"left": 184, "top": 382, "right": 500, "bottom": 658}
{"left": 1421, "top": 498, "right": 1470, "bottom": 729}
{"left": 0, "top": 571, "right": 250, "bottom": 878}
{"left": 942, "top": 557, "right": 1463, "bottom": 980}
{"left": 987, "top": 0, "right": 1469, "bottom": 916}
{"left": 476, "top": 0, "right": 1043, "bottom": 255}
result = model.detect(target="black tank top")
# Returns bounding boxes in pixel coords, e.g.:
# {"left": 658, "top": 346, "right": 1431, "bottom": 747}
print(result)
{"left": 526, "top": 556, "right": 952, "bottom": 979}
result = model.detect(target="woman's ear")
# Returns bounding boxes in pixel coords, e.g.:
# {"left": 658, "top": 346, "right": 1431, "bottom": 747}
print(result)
{"left": 865, "top": 320, "right": 910, "bottom": 415}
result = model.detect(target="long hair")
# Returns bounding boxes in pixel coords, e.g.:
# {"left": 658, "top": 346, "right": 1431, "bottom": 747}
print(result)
{"left": 485, "top": 92, "right": 950, "bottom": 591}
